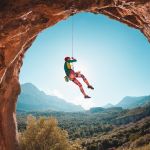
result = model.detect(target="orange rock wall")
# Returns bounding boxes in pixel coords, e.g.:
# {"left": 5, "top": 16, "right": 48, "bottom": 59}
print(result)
{"left": 0, "top": 1, "right": 150, "bottom": 150}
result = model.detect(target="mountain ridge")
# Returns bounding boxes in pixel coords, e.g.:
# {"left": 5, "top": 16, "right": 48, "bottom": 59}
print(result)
{"left": 17, "top": 83, "right": 84, "bottom": 112}
{"left": 116, "top": 95, "right": 150, "bottom": 109}
{"left": 92, "top": 95, "right": 150, "bottom": 111}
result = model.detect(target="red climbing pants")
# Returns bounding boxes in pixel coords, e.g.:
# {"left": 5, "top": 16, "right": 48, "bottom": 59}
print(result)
{"left": 69, "top": 70, "right": 90, "bottom": 96}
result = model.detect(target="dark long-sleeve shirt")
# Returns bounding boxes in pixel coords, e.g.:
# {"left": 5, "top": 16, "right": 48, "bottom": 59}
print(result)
{"left": 64, "top": 59, "right": 77, "bottom": 76}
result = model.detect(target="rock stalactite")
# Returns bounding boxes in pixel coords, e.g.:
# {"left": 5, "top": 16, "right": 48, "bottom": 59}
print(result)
{"left": 0, "top": 1, "right": 150, "bottom": 150}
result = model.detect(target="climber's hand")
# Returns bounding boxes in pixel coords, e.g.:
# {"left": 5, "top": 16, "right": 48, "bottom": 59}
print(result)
{"left": 72, "top": 57, "right": 76, "bottom": 60}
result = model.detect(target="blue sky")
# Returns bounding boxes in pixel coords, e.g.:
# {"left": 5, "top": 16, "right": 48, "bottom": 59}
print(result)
{"left": 19, "top": 13, "right": 150, "bottom": 109}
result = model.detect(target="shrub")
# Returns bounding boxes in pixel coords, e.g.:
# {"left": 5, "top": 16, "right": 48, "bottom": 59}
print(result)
{"left": 19, "top": 115, "right": 82, "bottom": 150}
{"left": 130, "top": 134, "right": 150, "bottom": 148}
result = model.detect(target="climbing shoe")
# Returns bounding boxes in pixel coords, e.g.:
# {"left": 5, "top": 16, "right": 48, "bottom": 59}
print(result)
{"left": 84, "top": 95, "right": 91, "bottom": 99}
{"left": 88, "top": 85, "right": 94, "bottom": 90}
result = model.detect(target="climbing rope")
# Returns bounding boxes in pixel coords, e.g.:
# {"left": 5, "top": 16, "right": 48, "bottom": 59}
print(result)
{"left": 71, "top": 6, "right": 75, "bottom": 70}
{"left": 71, "top": 4, "right": 75, "bottom": 58}
{"left": 71, "top": 15, "right": 75, "bottom": 70}
{"left": 71, "top": 15, "right": 74, "bottom": 58}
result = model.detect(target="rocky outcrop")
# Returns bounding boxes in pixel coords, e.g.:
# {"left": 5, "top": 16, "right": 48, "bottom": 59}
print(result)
{"left": 113, "top": 104, "right": 150, "bottom": 125}
{"left": 0, "top": 1, "right": 150, "bottom": 150}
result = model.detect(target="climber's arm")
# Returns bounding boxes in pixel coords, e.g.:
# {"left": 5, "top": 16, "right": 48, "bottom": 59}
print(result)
{"left": 67, "top": 58, "right": 77, "bottom": 63}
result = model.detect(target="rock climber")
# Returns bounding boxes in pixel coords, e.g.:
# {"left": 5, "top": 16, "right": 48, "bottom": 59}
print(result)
{"left": 64, "top": 56, "right": 94, "bottom": 98}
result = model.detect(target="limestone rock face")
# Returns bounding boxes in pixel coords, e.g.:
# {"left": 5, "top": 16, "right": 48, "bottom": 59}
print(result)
{"left": 0, "top": 0, "right": 150, "bottom": 150}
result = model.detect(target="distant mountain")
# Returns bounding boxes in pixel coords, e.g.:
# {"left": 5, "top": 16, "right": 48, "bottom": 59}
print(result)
{"left": 89, "top": 107, "right": 123, "bottom": 113}
{"left": 103, "top": 103, "right": 114, "bottom": 108}
{"left": 116, "top": 95, "right": 150, "bottom": 109}
{"left": 89, "top": 107, "right": 105, "bottom": 113}
{"left": 17, "top": 83, "right": 84, "bottom": 112}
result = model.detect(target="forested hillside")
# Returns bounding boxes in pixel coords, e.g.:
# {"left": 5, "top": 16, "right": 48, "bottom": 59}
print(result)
{"left": 17, "top": 103, "right": 150, "bottom": 149}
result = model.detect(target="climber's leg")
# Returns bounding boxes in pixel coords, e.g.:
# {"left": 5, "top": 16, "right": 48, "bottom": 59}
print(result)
{"left": 69, "top": 70, "right": 76, "bottom": 80}
{"left": 72, "top": 78, "right": 91, "bottom": 98}
{"left": 81, "top": 74, "right": 90, "bottom": 86}
{"left": 75, "top": 72, "right": 94, "bottom": 90}
{"left": 72, "top": 78, "right": 86, "bottom": 96}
